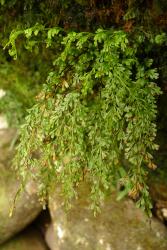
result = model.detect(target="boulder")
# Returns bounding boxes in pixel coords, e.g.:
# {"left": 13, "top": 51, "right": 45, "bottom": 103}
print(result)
{"left": 0, "top": 227, "right": 47, "bottom": 250}
{"left": 150, "top": 181, "right": 167, "bottom": 222}
{"left": 0, "top": 129, "right": 42, "bottom": 244}
{"left": 49, "top": 184, "right": 167, "bottom": 250}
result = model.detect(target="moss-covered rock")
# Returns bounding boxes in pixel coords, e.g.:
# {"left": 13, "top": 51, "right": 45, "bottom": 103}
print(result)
{"left": 0, "top": 227, "right": 47, "bottom": 250}
{"left": 0, "top": 129, "right": 42, "bottom": 244}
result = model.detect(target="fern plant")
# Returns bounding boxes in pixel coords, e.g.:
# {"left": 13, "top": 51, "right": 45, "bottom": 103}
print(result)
{"left": 4, "top": 27, "right": 162, "bottom": 216}
{"left": 1, "top": 0, "right": 167, "bottom": 216}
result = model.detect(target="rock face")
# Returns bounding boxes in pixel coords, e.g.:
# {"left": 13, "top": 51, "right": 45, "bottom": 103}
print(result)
{"left": 0, "top": 227, "right": 47, "bottom": 250}
{"left": 150, "top": 181, "right": 167, "bottom": 222}
{"left": 49, "top": 184, "right": 167, "bottom": 250}
{"left": 0, "top": 129, "right": 42, "bottom": 244}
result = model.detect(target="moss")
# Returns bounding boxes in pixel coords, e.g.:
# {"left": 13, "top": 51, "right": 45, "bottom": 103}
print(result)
{"left": 0, "top": 228, "right": 47, "bottom": 250}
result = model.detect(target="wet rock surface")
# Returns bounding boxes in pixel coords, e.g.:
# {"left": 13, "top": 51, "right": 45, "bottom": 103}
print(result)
{"left": 49, "top": 184, "right": 167, "bottom": 250}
